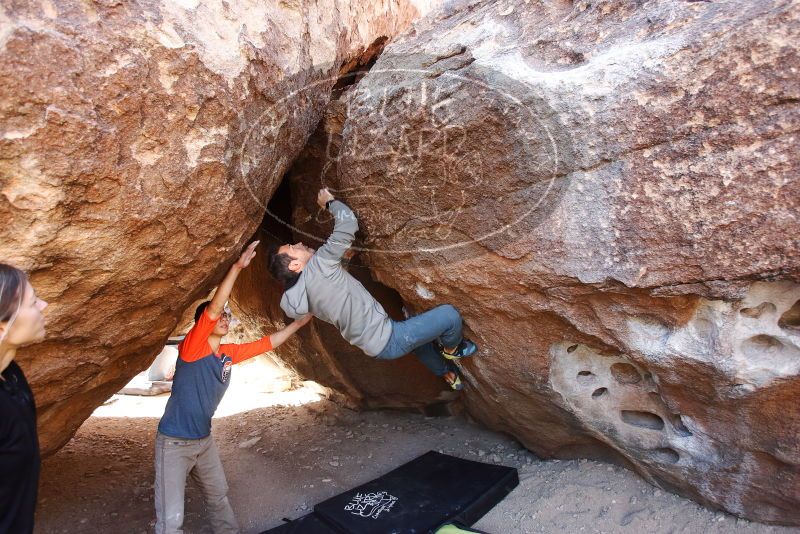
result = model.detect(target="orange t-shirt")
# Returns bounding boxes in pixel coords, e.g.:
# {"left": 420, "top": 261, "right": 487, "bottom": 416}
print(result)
{"left": 178, "top": 308, "right": 273, "bottom": 364}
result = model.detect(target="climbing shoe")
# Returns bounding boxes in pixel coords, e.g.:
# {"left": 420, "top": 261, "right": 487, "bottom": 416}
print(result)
{"left": 443, "top": 370, "right": 463, "bottom": 391}
{"left": 440, "top": 338, "right": 478, "bottom": 360}
{"left": 436, "top": 524, "right": 489, "bottom": 534}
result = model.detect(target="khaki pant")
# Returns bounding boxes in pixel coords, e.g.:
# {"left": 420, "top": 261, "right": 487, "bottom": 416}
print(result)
{"left": 154, "top": 431, "right": 239, "bottom": 534}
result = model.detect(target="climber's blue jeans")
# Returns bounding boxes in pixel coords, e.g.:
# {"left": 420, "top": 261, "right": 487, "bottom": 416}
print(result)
{"left": 375, "top": 304, "right": 463, "bottom": 377}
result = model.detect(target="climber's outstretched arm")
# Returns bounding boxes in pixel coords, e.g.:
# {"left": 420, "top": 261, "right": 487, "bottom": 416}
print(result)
{"left": 316, "top": 188, "right": 358, "bottom": 266}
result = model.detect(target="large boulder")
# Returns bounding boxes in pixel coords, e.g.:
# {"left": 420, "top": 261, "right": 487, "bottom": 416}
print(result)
{"left": 0, "top": 0, "right": 435, "bottom": 454}
{"left": 297, "top": 0, "right": 799, "bottom": 524}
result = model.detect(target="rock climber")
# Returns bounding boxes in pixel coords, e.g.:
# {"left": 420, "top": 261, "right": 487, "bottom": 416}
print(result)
{"left": 154, "top": 241, "right": 311, "bottom": 534}
{"left": 267, "top": 188, "right": 478, "bottom": 391}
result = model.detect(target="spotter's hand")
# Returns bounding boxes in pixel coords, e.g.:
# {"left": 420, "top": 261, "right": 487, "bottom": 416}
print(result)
{"left": 236, "top": 240, "right": 260, "bottom": 269}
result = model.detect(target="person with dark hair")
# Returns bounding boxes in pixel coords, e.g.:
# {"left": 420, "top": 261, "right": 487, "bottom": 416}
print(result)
{"left": 155, "top": 242, "right": 311, "bottom": 534}
{"left": 267, "top": 188, "right": 478, "bottom": 391}
{"left": 0, "top": 263, "right": 48, "bottom": 534}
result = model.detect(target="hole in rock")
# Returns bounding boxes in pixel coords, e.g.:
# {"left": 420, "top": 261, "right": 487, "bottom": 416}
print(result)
{"left": 642, "top": 372, "right": 657, "bottom": 388}
{"left": 577, "top": 370, "right": 595, "bottom": 385}
{"left": 262, "top": 173, "right": 296, "bottom": 244}
{"left": 650, "top": 448, "right": 680, "bottom": 464}
{"left": 742, "top": 334, "right": 786, "bottom": 356}
{"left": 592, "top": 387, "right": 608, "bottom": 399}
{"left": 620, "top": 410, "right": 665, "bottom": 431}
{"left": 740, "top": 301, "right": 777, "bottom": 319}
{"left": 567, "top": 344, "right": 578, "bottom": 353}
{"left": 778, "top": 300, "right": 800, "bottom": 332}
{"left": 333, "top": 36, "right": 388, "bottom": 94}
{"left": 610, "top": 362, "right": 641, "bottom": 385}
{"left": 739, "top": 334, "right": 800, "bottom": 370}
{"left": 669, "top": 414, "right": 692, "bottom": 437}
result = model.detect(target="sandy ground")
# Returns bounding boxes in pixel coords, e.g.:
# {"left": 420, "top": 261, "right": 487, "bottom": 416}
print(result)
{"left": 35, "top": 363, "right": 800, "bottom": 534}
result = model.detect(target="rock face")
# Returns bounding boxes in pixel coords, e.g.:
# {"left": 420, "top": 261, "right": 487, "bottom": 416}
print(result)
{"left": 0, "top": 0, "right": 435, "bottom": 454}
{"left": 268, "top": 0, "right": 799, "bottom": 524}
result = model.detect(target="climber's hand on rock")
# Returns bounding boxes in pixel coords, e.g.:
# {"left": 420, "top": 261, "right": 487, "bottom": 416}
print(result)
{"left": 317, "top": 187, "right": 335, "bottom": 209}
{"left": 296, "top": 314, "right": 313, "bottom": 327}
{"left": 236, "top": 240, "right": 259, "bottom": 270}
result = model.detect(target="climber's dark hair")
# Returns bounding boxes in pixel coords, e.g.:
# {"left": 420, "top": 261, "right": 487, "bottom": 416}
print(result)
{"left": 267, "top": 244, "right": 300, "bottom": 289}
{"left": 194, "top": 301, "right": 211, "bottom": 323}
{"left": 0, "top": 264, "right": 27, "bottom": 323}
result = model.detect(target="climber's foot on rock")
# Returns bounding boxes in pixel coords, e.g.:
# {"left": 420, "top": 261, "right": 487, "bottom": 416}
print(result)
{"left": 440, "top": 338, "right": 478, "bottom": 360}
{"left": 443, "top": 370, "right": 463, "bottom": 391}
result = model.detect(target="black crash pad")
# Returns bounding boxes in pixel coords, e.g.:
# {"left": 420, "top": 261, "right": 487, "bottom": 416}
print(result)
{"left": 262, "top": 451, "right": 517, "bottom": 534}
{"left": 261, "top": 513, "right": 338, "bottom": 533}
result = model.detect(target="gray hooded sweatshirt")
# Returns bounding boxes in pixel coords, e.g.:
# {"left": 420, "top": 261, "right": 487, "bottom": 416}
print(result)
{"left": 280, "top": 200, "right": 393, "bottom": 356}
